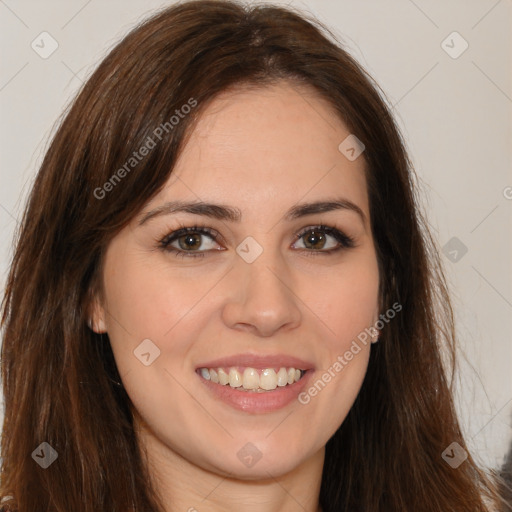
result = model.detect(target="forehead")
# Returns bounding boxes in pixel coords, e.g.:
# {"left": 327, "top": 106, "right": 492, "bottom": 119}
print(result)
{"left": 151, "top": 81, "right": 369, "bottom": 217}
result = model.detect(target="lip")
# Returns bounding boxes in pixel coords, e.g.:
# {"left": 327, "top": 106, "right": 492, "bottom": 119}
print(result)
{"left": 197, "top": 368, "right": 314, "bottom": 413}
{"left": 195, "top": 353, "right": 315, "bottom": 371}
{"left": 195, "top": 352, "right": 315, "bottom": 414}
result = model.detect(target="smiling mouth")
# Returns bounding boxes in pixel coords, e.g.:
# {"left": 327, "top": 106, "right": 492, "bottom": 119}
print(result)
{"left": 197, "top": 366, "right": 307, "bottom": 392}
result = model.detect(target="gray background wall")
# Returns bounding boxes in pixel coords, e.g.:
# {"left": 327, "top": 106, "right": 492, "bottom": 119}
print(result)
{"left": 1, "top": 0, "right": 510, "bottom": 472}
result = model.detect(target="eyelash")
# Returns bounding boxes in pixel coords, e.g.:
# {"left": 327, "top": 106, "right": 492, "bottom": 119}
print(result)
{"left": 157, "top": 223, "right": 356, "bottom": 259}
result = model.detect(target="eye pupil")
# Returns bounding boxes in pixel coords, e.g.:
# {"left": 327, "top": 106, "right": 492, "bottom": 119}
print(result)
{"left": 179, "top": 233, "right": 201, "bottom": 250}
{"left": 304, "top": 230, "right": 325, "bottom": 249}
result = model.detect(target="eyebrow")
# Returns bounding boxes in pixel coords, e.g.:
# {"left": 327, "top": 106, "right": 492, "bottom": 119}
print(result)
{"left": 138, "top": 198, "right": 366, "bottom": 226}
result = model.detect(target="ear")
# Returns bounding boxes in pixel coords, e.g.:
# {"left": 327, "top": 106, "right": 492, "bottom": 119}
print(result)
{"left": 87, "top": 288, "right": 108, "bottom": 333}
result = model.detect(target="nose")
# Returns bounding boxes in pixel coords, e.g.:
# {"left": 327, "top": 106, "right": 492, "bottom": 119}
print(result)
{"left": 221, "top": 248, "right": 302, "bottom": 338}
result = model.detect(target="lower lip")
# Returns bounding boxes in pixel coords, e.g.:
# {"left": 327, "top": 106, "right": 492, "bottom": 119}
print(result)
{"left": 197, "top": 371, "right": 313, "bottom": 413}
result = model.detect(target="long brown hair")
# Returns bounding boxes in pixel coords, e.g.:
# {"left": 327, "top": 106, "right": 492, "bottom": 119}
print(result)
{"left": 0, "top": 1, "right": 506, "bottom": 510}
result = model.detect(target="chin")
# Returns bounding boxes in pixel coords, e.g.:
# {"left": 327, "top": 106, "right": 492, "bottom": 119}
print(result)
{"left": 200, "top": 437, "right": 318, "bottom": 480}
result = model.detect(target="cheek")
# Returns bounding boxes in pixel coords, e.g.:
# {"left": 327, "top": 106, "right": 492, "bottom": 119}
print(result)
{"left": 296, "top": 251, "right": 378, "bottom": 427}
{"left": 308, "top": 345, "right": 371, "bottom": 439}
{"left": 100, "top": 248, "right": 221, "bottom": 392}
{"left": 303, "top": 251, "right": 380, "bottom": 349}
{"left": 103, "top": 246, "right": 210, "bottom": 340}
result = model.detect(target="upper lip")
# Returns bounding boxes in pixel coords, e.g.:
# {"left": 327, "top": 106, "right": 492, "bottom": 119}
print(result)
{"left": 196, "top": 353, "right": 314, "bottom": 370}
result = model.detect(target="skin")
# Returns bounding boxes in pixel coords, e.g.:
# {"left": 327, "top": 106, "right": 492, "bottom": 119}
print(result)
{"left": 90, "top": 80, "right": 380, "bottom": 512}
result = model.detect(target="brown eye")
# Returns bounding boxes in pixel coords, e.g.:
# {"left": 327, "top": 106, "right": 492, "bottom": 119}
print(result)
{"left": 302, "top": 230, "right": 327, "bottom": 250}
{"left": 177, "top": 233, "right": 203, "bottom": 250}
{"left": 160, "top": 226, "right": 222, "bottom": 257}
{"left": 292, "top": 225, "right": 355, "bottom": 254}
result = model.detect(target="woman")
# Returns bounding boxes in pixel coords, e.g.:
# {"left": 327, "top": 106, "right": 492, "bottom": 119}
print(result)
{"left": 0, "top": 1, "right": 507, "bottom": 510}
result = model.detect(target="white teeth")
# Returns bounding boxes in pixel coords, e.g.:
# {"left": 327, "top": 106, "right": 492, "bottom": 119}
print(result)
{"left": 199, "top": 366, "right": 305, "bottom": 391}
{"left": 260, "top": 368, "right": 277, "bottom": 390}
{"left": 228, "top": 368, "right": 242, "bottom": 388}
{"left": 217, "top": 368, "right": 229, "bottom": 385}
{"left": 277, "top": 367, "right": 288, "bottom": 387}
{"left": 242, "top": 368, "right": 259, "bottom": 390}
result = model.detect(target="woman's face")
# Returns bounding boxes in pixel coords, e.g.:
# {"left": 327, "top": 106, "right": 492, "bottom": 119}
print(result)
{"left": 92, "top": 81, "right": 380, "bottom": 479}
